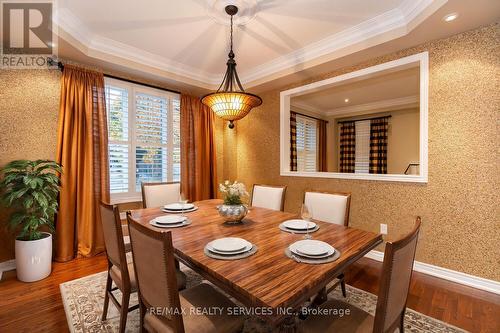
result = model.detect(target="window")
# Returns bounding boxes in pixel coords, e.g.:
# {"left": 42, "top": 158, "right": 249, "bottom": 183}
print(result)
{"left": 105, "top": 78, "right": 180, "bottom": 202}
{"left": 354, "top": 120, "right": 370, "bottom": 173}
{"left": 296, "top": 115, "right": 317, "bottom": 172}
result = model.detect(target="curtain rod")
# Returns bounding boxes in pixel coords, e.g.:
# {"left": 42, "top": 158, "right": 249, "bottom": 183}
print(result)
{"left": 338, "top": 115, "right": 391, "bottom": 124}
{"left": 48, "top": 58, "right": 181, "bottom": 95}
{"left": 292, "top": 111, "right": 329, "bottom": 123}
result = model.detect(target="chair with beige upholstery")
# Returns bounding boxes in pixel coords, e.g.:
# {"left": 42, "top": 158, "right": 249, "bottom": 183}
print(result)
{"left": 99, "top": 203, "right": 139, "bottom": 333}
{"left": 304, "top": 191, "right": 351, "bottom": 226}
{"left": 127, "top": 214, "right": 245, "bottom": 333}
{"left": 299, "top": 217, "right": 422, "bottom": 333}
{"left": 141, "top": 182, "right": 180, "bottom": 208}
{"left": 304, "top": 190, "right": 351, "bottom": 297}
{"left": 100, "top": 203, "right": 186, "bottom": 332}
{"left": 251, "top": 184, "right": 287, "bottom": 211}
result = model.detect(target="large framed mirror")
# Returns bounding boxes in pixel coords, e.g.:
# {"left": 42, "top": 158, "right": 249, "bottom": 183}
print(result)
{"left": 280, "top": 52, "right": 428, "bottom": 183}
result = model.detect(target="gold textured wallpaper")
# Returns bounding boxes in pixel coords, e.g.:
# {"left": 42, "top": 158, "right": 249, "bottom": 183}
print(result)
{"left": 231, "top": 24, "right": 500, "bottom": 281}
{"left": 0, "top": 69, "right": 61, "bottom": 261}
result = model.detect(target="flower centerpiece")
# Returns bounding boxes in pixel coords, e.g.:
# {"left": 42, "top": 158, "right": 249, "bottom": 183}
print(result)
{"left": 218, "top": 180, "right": 249, "bottom": 224}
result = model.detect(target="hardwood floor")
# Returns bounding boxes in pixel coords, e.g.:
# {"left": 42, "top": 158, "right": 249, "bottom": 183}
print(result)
{"left": 0, "top": 255, "right": 498, "bottom": 333}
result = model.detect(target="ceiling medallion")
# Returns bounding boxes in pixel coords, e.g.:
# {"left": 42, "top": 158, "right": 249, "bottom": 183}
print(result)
{"left": 201, "top": 4, "right": 262, "bottom": 129}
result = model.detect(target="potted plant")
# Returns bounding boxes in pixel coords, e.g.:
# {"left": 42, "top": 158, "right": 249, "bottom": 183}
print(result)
{"left": 217, "top": 180, "right": 249, "bottom": 224}
{"left": 0, "top": 160, "right": 61, "bottom": 282}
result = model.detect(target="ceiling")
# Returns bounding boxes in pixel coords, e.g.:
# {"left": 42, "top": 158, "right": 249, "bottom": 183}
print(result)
{"left": 292, "top": 67, "right": 419, "bottom": 116}
{"left": 54, "top": 0, "right": 500, "bottom": 93}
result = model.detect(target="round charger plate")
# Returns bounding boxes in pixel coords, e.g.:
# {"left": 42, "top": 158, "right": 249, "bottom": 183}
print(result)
{"left": 279, "top": 223, "right": 319, "bottom": 234}
{"left": 164, "top": 203, "right": 195, "bottom": 210}
{"left": 162, "top": 207, "right": 198, "bottom": 214}
{"left": 149, "top": 220, "right": 191, "bottom": 228}
{"left": 282, "top": 219, "right": 317, "bottom": 230}
{"left": 285, "top": 248, "right": 340, "bottom": 264}
{"left": 151, "top": 215, "right": 187, "bottom": 225}
{"left": 204, "top": 244, "right": 258, "bottom": 260}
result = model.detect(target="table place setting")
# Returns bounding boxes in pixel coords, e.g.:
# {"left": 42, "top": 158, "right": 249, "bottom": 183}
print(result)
{"left": 149, "top": 215, "right": 191, "bottom": 228}
{"left": 285, "top": 239, "right": 340, "bottom": 264}
{"left": 162, "top": 202, "right": 198, "bottom": 214}
{"left": 204, "top": 237, "right": 258, "bottom": 260}
{"left": 279, "top": 219, "right": 319, "bottom": 234}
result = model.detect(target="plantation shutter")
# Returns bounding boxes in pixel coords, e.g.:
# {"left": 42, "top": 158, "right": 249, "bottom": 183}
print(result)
{"left": 135, "top": 92, "right": 169, "bottom": 191}
{"left": 354, "top": 120, "right": 370, "bottom": 173}
{"left": 106, "top": 85, "right": 129, "bottom": 194}
{"left": 296, "top": 115, "right": 318, "bottom": 172}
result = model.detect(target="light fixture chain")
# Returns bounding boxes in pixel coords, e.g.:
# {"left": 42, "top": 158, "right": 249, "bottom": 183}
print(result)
{"left": 230, "top": 14, "right": 234, "bottom": 53}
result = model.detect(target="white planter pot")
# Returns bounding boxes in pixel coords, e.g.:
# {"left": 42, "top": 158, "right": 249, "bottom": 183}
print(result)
{"left": 15, "top": 232, "right": 52, "bottom": 282}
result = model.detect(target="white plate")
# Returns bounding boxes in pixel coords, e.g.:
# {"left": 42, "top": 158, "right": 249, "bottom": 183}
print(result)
{"left": 283, "top": 219, "right": 317, "bottom": 230}
{"left": 162, "top": 206, "right": 198, "bottom": 214}
{"left": 164, "top": 203, "right": 195, "bottom": 210}
{"left": 209, "top": 237, "right": 252, "bottom": 253}
{"left": 289, "top": 240, "right": 335, "bottom": 258}
{"left": 149, "top": 221, "right": 186, "bottom": 228}
{"left": 151, "top": 215, "right": 187, "bottom": 225}
{"left": 206, "top": 243, "right": 253, "bottom": 255}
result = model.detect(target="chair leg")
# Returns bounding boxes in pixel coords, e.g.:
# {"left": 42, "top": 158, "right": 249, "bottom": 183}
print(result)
{"left": 400, "top": 310, "right": 405, "bottom": 333}
{"left": 119, "top": 290, "right": 131, "bottom": 333}
{"left": 101, "top": 273, "right": 112, "bottom": 321}
{"left": 139, "top": 299, "right": 147, "bottom": 333}
{"left": 340, "top": 274, "right": 347, "bottom": 298}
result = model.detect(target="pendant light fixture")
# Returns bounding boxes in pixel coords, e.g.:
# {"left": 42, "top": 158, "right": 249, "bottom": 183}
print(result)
{"left": 201, "top": 5, "right": 262, "bottom": 129}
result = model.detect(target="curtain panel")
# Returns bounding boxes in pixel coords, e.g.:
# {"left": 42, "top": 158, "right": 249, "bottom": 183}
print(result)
{"left": 180, "top": 95, "right": 217, "bottom": 202}
{"left": 290, "top": 111, "right": 298, "bottom": 171}
{"left": 369, "top": 117, "right": 389, "bottom": 174}
{"left": 317, "top": 119, "right": 328, "bottom": 172}
{"left": 55, "top": 65, "right": 109, "bottom": 262}
{"left": 339, "top": 121, "right": 356, "bottom": 173}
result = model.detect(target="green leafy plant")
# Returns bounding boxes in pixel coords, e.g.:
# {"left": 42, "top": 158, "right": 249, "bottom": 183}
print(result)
{"left": 0, "top": 160, "right": 62, "bottom": 241}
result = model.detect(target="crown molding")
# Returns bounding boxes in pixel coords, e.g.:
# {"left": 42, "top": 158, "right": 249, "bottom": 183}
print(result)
{"left": 325, "top": 95, "right": 419, "bottom": 117}
{"left": 55, "top": 0, "right": 446, "bottom": 88}
{"left": 290, "top": 101, "right": 325, "bottom": 117}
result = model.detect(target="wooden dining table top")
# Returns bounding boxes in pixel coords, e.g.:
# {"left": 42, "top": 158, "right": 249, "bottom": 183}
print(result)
{"left": 130, "top": 199, "right": 383, "bottom": 325}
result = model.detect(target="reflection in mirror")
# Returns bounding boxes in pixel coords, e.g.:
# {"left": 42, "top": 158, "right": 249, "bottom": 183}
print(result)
{"left": 289, "top": 66, "right": 420, "bottom": 176}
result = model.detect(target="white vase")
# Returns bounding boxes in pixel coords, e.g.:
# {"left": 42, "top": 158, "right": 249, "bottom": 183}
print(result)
{"left": 15, "top": 232, "right": 52, "bottom": 282}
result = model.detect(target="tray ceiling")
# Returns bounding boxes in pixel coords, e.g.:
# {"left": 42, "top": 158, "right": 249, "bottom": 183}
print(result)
{"left": 56, "top": 0, "right": 447, "bottom": 88}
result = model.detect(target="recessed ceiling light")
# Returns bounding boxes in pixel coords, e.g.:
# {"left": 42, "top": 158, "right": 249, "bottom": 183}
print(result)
{"left": 344, "top": 98, "right": 349, "bottom": 103}
{"left": 443, "top": 13, "right": 458, "bottom": 22}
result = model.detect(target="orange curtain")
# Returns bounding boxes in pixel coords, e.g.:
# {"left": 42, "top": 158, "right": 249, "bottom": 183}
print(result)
{"left": 180, "top": 95, "right": 217, "bottom": 202}
{"left": 55, "top": 65, "right": 109, "bottom": 262}
{"left": 318, "top": 119, "right": 328, "bottom": 172}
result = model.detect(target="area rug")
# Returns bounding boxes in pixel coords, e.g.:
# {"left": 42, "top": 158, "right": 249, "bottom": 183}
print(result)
{"left": 60, "top": 266, "right": 468, "bottom": 333}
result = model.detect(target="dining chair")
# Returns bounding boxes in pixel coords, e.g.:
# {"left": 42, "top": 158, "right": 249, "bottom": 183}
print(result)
{"left": 127, "top": 214, "right": 246, "bottom": 333}
{"left": 299, "top": 217, "right": 422, "bottom": 333}
{"left": 100, "top": 203, "right": 187, "bottom": 332}
{"left": 304, "top": 190, "right": 351, "bottom": 297}
{"left": 99, "top": 203, "right": 139, "bottom": 333}
{"left": 303, "top": 190, "right": 351, "bottom": 226}
{"left": 141, "top": 182, "right": 180, "bottom": 208}
{"left": 251, "top": 184, "right": 287, "bottom": 211}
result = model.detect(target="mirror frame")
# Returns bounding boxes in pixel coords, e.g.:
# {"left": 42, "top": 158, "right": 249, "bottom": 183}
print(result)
{"left": 280, "top": 51, "right": 428, "bottom": 183}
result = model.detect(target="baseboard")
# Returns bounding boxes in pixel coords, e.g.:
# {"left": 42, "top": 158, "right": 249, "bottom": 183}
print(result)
{"left": 0, "top": 259, "right": 16, "bottom": 280}
{"left": 365, "top": 250, "right": 500, "bottom": 295}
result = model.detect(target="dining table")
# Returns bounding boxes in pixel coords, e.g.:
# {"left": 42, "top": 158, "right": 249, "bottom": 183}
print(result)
{"left": 129, "top": 199, "right": 383, "bottom": 332}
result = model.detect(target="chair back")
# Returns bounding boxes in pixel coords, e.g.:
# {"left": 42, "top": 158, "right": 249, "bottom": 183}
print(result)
{"left": 373, "top": 217, "right": 421, "bottom": 333}
{"left": 251, "top": 184, "right": 287, "bottom": 211}
{"left": 99, "top": 203, "right": 129, "bottom": 278}
{"left": 141, "top": 182, "right": 180, "bottom": 208}
{"left": 127, "top": 214, "right": 185, "bottom": 332}
{"left": 304, "top": 191, "right": 351, "bottom": 226}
